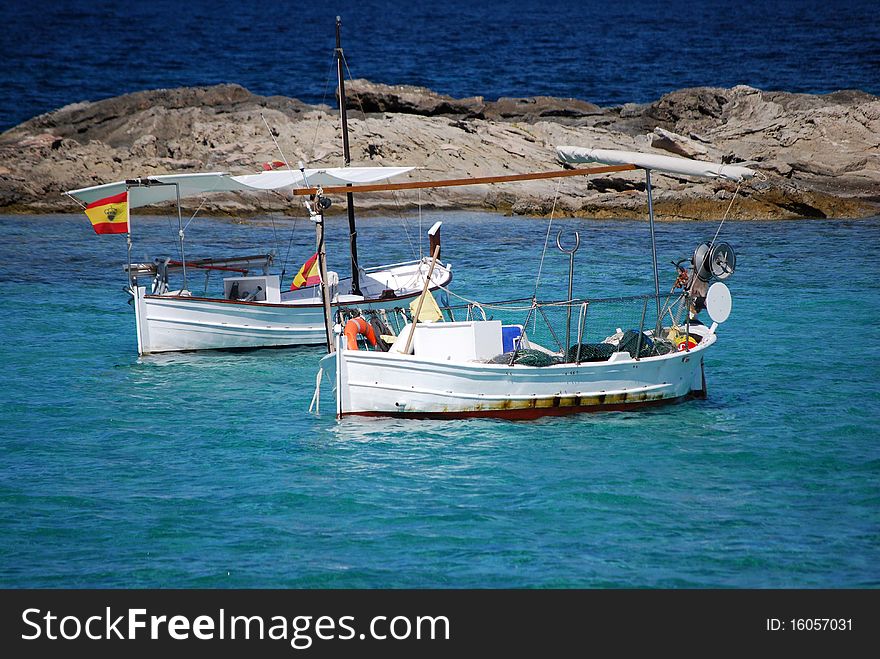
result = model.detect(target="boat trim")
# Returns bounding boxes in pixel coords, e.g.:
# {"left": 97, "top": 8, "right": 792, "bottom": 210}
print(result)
{"left": 341, "top": 391, "right": 699, "bottom": 420}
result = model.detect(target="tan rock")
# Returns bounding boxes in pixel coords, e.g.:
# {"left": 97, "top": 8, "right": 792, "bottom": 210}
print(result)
{"left": 0, "top": 82, "right": 877, "bottom": 219}
{"left": 650, "top": 127, "right": 710, "bottom": 158}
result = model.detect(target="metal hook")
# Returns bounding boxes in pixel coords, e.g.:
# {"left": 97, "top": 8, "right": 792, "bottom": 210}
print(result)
{"left": 556, "top": 230, "right": 581, "bottom": 353}
{"left": 556, "top": 230, "right": 580, "bottom": 254}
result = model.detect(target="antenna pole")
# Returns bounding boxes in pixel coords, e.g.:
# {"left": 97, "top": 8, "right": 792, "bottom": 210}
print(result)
{"left": 336, "top": 16, "right": 362, "bottom": 297}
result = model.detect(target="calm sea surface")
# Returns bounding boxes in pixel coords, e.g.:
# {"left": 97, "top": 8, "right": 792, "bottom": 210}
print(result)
{"left": 2, "top": 0, "right": 879, "bottom": 130}
{"left": 1, "top": 211, "right": 878, "bottom": 587}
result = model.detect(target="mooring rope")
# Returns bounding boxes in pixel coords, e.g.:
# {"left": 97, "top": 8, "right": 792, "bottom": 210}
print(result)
{"left": 533, "top": 178, "right": 562, "bottom": 298}
{"left": 310, "top": 52, "right": 339, "bottom": 156}
{"left": 710, "top": 181, "right": 742, "bottom": 245}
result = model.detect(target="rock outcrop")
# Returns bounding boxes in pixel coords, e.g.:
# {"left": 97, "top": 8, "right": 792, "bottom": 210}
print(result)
{"left": 344, "top": 79, "right": 484, "bottom": 116}
{"left": 1, "top": 82, "right": 877, "bottom": 220}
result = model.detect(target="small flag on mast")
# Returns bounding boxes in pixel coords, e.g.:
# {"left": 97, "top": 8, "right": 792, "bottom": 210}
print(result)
{"left": 290, "top": 252, "right": 321, "bottom": 290}
{"left": 84, "top": 191, "right": 129, "bottom": 234}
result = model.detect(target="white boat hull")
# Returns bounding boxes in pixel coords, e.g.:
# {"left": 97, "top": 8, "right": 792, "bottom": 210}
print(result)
{"left": 331, "top": 335, "right": 713, "bottom": 420}
{"left": 132, "top": 261, "right": 452, "bottom": 354}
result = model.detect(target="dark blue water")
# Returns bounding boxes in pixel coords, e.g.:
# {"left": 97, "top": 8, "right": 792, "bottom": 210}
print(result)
{"left": 1, "top": 211, "right": 878, "bottom": 587}
{"left": 2, "top": 0, "right": 879, "bottom": 130}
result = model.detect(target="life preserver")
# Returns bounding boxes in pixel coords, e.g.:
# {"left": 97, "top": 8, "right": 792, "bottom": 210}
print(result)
{"left": 344, "top": 316, "right": 377, "bottom": 350}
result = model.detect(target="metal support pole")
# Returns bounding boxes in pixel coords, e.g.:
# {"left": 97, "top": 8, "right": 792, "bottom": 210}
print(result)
{"left": 509, "top": 300, "right": 538, "bottom": 366}
{"left": 125, "top": 184, "right": 133, "bottom": 288}
{"left": 316, "top": 209, "right": 335, "bottom": 353}
{"left": 556, "top": 230, "right": 580, "bottom": 353}
{"left": 644, "top": 169, "right": 662, "bottom": 334}
{"left": 635, "top": 298, "right": 648, "bottom": 360}
{"left": 175, "top": 182, "right": 187, "bottom": 292}
{"left": 575, "top": 302, "right": 588, "bottom": 364}
{"left": 685, "top": 292, "right": 691, "bottom": 353}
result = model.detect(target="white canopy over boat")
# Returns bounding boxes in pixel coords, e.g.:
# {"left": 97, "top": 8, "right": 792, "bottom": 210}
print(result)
{"left": 555, "top": 147, "right": 755, "bottom": 182}
{"left": 65, "top": 166, "right": 415, "bottom": 208}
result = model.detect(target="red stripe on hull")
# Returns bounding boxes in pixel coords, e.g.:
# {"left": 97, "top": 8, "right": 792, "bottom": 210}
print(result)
{"left": 340, "top": 391, "right": 702, "bottom": 420}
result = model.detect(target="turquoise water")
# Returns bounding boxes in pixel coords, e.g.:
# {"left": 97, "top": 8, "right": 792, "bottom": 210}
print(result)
{"left": 1, "top": 212, "right": 878, "bottom": 588}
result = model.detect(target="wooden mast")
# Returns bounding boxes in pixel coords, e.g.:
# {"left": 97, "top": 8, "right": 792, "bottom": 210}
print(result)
{"left": 291, "top": 163, "right": 638, "bottom": 196}
{"left": 336, "top": 16, "right": 362, "bottom": 296}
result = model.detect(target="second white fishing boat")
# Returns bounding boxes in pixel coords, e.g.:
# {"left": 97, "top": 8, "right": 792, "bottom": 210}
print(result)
{"left": 314, "top": 148, "right": 753, "bottom": 419}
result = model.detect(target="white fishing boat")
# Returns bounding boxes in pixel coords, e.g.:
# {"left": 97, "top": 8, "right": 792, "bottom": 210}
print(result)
{"left": 64, "top": 18, "right": 453, "bottom": 355}
{"left": 65, "top": 167, "right": 451, "bottom": 355}
{"left": 312, "top": 148, "right": 754, "bottom": 419}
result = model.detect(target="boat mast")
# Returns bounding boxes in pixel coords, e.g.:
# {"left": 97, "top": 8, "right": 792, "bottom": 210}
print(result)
{"left": 336, "top": 16, "right": 362, "bottom": 297}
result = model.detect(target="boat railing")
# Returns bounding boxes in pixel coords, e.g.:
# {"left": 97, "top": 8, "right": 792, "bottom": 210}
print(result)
{"left": 361, "top": 258, "right": 427, "bottom": 273}
{"left": 344, "top": 291, "right": 701, "bottom": 363}
{"left": 474, "top": 292, "right": 696, "bottom": 362}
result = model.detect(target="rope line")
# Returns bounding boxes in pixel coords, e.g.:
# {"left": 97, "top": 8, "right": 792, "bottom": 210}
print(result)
{"left": 310, "top": 52, "right": 339, "bottom": 156}
{"left": 342, "top": 53, "right": 369, "bottom": 121}
{"left": 710, "top": 181, "right": 742, "bottom": 246}
{"left": 533, "top": 178, "right": 562, "bottom": 297}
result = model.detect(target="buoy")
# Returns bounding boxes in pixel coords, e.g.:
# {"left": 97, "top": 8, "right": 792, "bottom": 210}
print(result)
{"left": 344, "top": 316, "right": 377, "bottom": 350}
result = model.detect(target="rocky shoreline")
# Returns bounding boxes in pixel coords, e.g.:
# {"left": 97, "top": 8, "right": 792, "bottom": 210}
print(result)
{"left": 1, "top": 81, "right": 877, "bottom": 220}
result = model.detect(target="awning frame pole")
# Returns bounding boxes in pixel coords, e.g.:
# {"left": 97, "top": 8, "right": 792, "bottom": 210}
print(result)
{"left": 644, "top": 169, "right": 662, "bottom": 334}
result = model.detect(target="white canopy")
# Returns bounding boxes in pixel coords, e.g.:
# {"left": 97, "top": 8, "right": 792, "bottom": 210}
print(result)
{"left": 556, "top": 147, "right": 755, "bottom": 182}
{"left": 65, "top": 166, "right": 415, "bottom": 208}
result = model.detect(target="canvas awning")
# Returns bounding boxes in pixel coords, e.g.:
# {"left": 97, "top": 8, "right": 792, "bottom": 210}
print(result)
{"left": 65, "top": 167, "right": 415, "bottom": 208}
{"left": 556, "top": 147, "right": 755, "bottom": 182}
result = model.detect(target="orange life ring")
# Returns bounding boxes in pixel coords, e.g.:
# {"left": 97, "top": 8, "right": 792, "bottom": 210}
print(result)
{"left": 344, "top": 316, "right": 377, "bottom": 350}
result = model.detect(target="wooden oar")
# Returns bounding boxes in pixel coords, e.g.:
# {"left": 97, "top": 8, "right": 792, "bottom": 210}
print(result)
{"left": 403, "top": 244, "right": 442, "bottom": 355}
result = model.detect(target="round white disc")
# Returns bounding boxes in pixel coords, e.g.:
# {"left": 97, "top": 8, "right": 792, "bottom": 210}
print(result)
{"left": 705, "top": 282, "right": 732, "bottom": 323}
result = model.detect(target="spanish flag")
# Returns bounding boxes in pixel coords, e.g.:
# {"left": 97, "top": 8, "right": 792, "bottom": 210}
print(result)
{"left": 290, "top": 252, "right": 321, "bottom": 290}
{"left": 84, "top": 191, "right": 129, "bottom": 234}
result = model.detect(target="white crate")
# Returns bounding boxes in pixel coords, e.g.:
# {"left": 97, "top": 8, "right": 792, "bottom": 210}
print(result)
{"left": 412, "top": 321, "right": 503, "bottom": 361}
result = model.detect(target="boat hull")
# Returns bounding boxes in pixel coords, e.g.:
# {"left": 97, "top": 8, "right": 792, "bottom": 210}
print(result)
{"left": 333, "top": 337, "right": 713, "bottom": 419}
{"left": 132, "top": 263, "right": 452, "bottom": 354}
{"left": 134, "top": 291, "right": 328, "bottom": 352}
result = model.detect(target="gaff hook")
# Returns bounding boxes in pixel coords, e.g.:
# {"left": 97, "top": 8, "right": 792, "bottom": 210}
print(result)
{"left": 555, "top": 230, "right": 580, "bottom": 255}
{"left": 556, "top": 230, "right": 581, "bottom": 353}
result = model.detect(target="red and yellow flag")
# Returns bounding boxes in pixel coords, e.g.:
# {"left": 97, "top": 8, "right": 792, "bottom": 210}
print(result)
{"left": 290, "top": 252, "right": 320, "bottom": 290}
{"left": 84, "top": 191, "right": 129, "bottom": 234}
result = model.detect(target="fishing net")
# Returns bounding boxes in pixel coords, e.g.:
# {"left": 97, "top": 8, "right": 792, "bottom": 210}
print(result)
{"left": 564, "top": 342, "right": 617, "bottom": 363}
{"left": 487, "top": 349, "right": 558, "bottom": 367}
{"left": 442, "top": 292, "right": 687, "bottom": 363}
